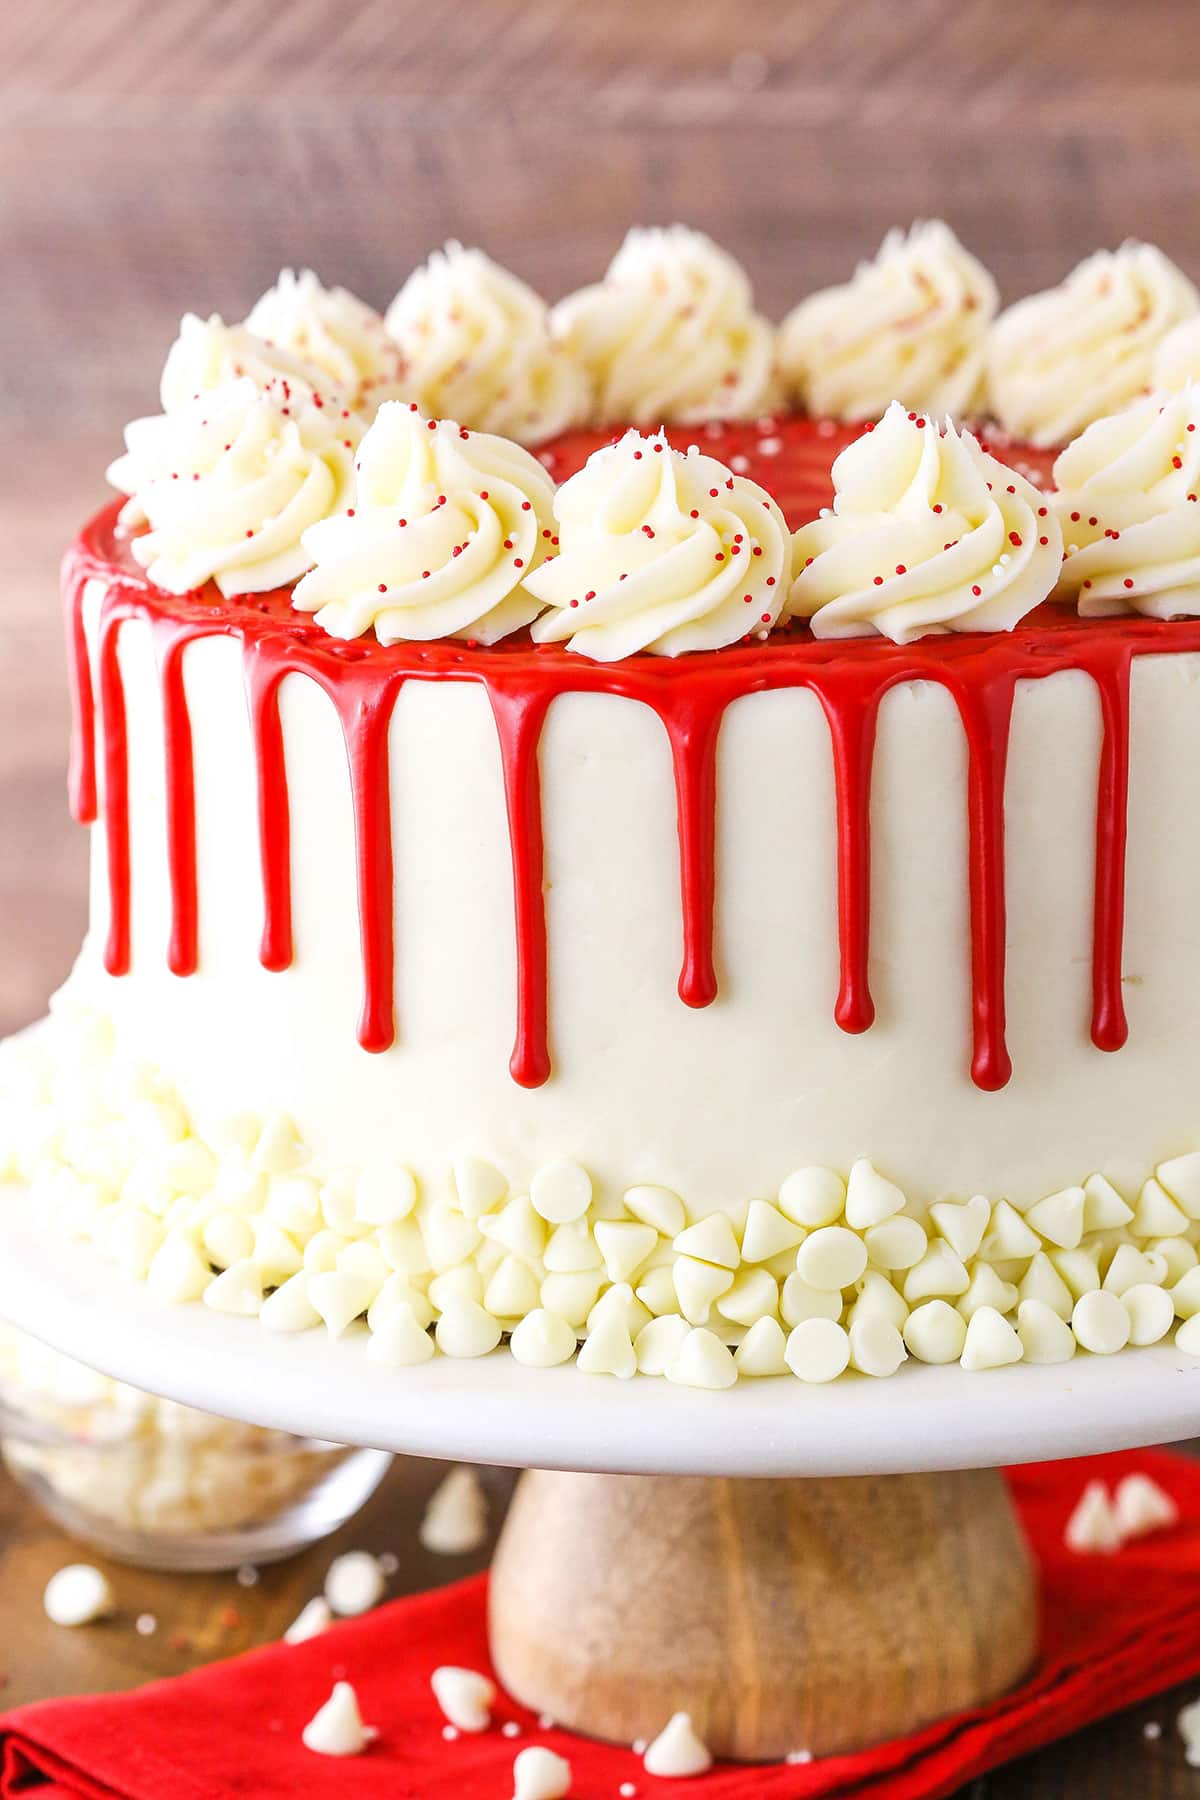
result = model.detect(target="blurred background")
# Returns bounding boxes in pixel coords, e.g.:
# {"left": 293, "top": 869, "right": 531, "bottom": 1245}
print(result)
{"left": 4, "top": 0, "right": 1200, "bottom": 1031}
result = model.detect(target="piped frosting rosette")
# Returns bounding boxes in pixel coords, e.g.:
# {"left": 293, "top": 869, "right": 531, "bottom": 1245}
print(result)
{"left": 107, "top": 377, "right": 361, "bottom": 597}
{"left": 385, "top": 243, "right": 587, "bottom": 444}
{"left": 778, "top": 221, "right": 997, "bottom": 423}
{"left": 788, "top": 402, "right": 1063, "bottom": 643}
{"left": 986, "top": 242, "right": 1199, "bottom": 448}
{"left": 524, "top": 429, "right": 790, "bottom": 660}
{"left": 160, "top": 312, "right": 350, "bottom": 415}
{"left": 292, "top": 403, "right": 556, "bottom": 644}
{"left": 246, "top": 268, "right": 408, "bottom": 411}
{"left": 551, "top": 226, "right": 774, "bottom": 427}
{"left": 1153, "top": 316, "right": 1200, "bottom": 392}
{"left": 1051, "top": 386, "right": 1200, "bottom": 619}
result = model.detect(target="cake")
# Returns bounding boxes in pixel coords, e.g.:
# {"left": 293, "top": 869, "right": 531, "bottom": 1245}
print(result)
{"left": 6, "top": 225, "right": 1200, "bottom": 1387}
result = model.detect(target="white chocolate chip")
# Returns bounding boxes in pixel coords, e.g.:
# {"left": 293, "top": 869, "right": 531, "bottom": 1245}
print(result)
{"left": 784, "top": 1318, "right": 850, "bottom": 1383}
{"left": 1103, "top": 1245, "right": 1168, "bottom": 1295}
{"left": 509, "top": 1309, "right": 578, "bottom": 1367}
{"left": 44, "top": 1564, "right": 114, "bottom": 1627}
{"left": 436, "top": 1299, "right": 503, "bottom": 1359}
{"left": 1175, "top": 1313, "right": 1200, "bottom": 1355}
{"left": 1018, "top": 1253, "right": 1074, "bottom": 1321}
{"left": 302, "top": 1681, "right": 370, "bottom": 1757}
{"left": 733, "top": 1315, "right": 789, "bottom": 1376}
{"left": 673, "top": 1212, "right": 741, "bottom": 1269}
{"left": 623, "top": 1185, "right": 686, "bottom": 1237}
{"left": 309, "top": 1271, "right": 375, "bottom": 1338}
{"left": 1064, "top": 1480, "right": 1122, "bottom": 1554}
{"left": 576, "top": 1313, "right": 637, "bottom": 1379}
{"left": 1017, "top": 1298, "right": 1076, "bottom": 1364}
{"left": 777, "top": 1166, "right": 844, "bottom": 1229}
{"left": 203, "top": 1259, "right": 263, "bottom": 1316}
{"left": 453, "top": 1154, "right": 508, "bottom": 1219}
{"left": 847, "top": 1271, "right": 909, "bottom": 1331}
{"left": 634, "top": 1314, "right": 691, "bottom": 1376}
{"left": 484, "top": 1255, "right": 542, "bottom": 1319}
{"left": 1072, "top": 1289, "right": 1130, "bottom": 1355}
{"left": 1082, "top": 1173, "right": 1134, "bottom": 1232}
{"left": 147, "top": 1231, "right": 211, "bottom": 1304}
{"left": 354, "top": 1163, "right": 417, "bottom": 1226}
{"left": 903, "top": 1299, "right": 966, "bottom": 1364}
{"left": 367, "top": 1304, "right": 436, "bottom": 1366}
{"left": 586, "top": 1282, "right": 651, "bottom": 1337}
{"left": 367, "top": 1274, "right": 434, "bottom": 1332}
{"left": 643, "top": 1712, "right": 713, "bottom": 1778}
{"left": 543, "top": 1219, "right": 603, "bottom": 1273}
{"left": 848, "top": 1316, "right": 906, "bottom": 1378}
{"left": 421, "top": 1467, "right": 488, "bottom": 1555}
{"left": 1049, "top": 1247, "right": 1101, "bottom": 1301}
{"left": 1156, "top": 1152, "right": 1200, "bottom": 1219}
{"left": 285, "top": 1597, "right": 333, "bottom": 1643}
{"left": 844, "top": 1159, "right": 906, "bottom": 1230}
{"left": 530, "top": 1160, "right": 592, "bottom": 1224}
{"left": 250, "top": 1112, "right": 304, "bottom": 1176}
{"left": 1130, "top": 1178, "right": 1189, "bottom": 1239}
{"left": 325, "top": 1550, "right": 385, "bottom": 1617}
{"left": 780, "top": 1271, "right": 842, "bottom": 1327}
{"left": 958, "top": 1263, "right": 1018, "bottom": 1322}
{"left": 740, "top": 1199, "right": 803, "bottom": 1263}
{"left": 512, "top": 1745, "right": 573, "bottom": 1800}
{"left": 864, "top": 1215, "right": 927, "bottom": 1271}
{"left": 667, "top": 1326, "right": 738, "bottom": 1390}
{"left": 260, "top": 1271, "right": 321, "bottom": 1333}
{"left": 1113, "top": 1472, "right": 1179, "bottom": 1539}
{"left": 960, "top": 1305, "right": 1023, "bottom": 1371}
{"left": 715, "top": 1266, "right": 779, "bottom": 1327}
{"left": 929, "top": 1194, "right": 990, "bottom": 1261}
{"left": 542, "top": 1270, "right": 605, "bottom": 1325}
{"left": 979, "top": 1199, "right": 1041, "bottom": 1262}
{"left": 1025, "top": 1185, "right": 1085, "bottom": 1250}
{"left": 424, "top": 1206, "right": 482, "bottom": 1272}
{"left": 673, "top": 1255, "right": 734, "bottom": 1325}
{"left": 1123, "top": 1283, "right": 1175, "bottom": 1346}
{"left": 902, "top": 1241, "right": 970, "bottom": 1303}
{"left": 594, "top": 1220, "right": 659, "bottom": 1284}
{"left": 482, "top": 1197, "right": 547, "bottom": 1263}
{"left": 795, "top": 1226, "right": 866, "bottom": 1290}
{"left": 431, "top": 1665, "right": 495, "bottom": 1732}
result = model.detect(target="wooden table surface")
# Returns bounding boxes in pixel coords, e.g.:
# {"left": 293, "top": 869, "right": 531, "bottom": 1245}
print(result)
{"left": 4, "top": 0, "right": 1200, "bottom": 1790}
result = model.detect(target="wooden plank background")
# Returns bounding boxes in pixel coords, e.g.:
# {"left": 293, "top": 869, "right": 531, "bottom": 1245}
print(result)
{"left": 3, "top": 4, "right": 1200, "bottom": 1787}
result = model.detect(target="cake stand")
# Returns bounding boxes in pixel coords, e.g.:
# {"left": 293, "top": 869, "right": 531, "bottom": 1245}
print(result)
{"left": 3, "top": 1189, "right": 1198, "bottom": 1760}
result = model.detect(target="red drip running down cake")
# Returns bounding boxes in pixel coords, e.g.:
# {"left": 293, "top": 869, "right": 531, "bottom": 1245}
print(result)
{"left": 8, "top": 230, "right": 1200, "bottom": 1387}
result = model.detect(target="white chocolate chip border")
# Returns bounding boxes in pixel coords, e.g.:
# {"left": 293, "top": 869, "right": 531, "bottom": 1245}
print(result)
{"left": 5, "top": 1007, "right": 1200, "bottom": 1388}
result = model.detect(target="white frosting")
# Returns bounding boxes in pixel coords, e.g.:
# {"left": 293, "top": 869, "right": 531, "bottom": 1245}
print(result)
{"left": 1154, "top": 316, "right": 1200, "bottom": 391}
{"left": 160, "top": 312, "right": 348, "bottom": 415}
{"left": 551, "top": 226, "right": 773, "bottom": 426}
{"left": 107, "top": 378, "right": 361, "bottom": 598}
{"left": 778, "top": 221, "right": 997, "bottom": 423}
{"left": 789, "top": 401, "right": 1062, "bottom": 641}
{"left": 385, "top": 243, "right": 587, "bottom": 444}
{"left": 525, "top": 429, "right": 789, "bottom": 658}
{"left": 246, "top": 268, "right": 407, "bottom": 410}
{"left": 1052, "top": 386, "right": 1200, "bottom": 618}
{"left": 987, "top": 243, "right": 1199, "bottom": 447}
{"left": 292, "top": 404, "right": 555, "bottom": 644}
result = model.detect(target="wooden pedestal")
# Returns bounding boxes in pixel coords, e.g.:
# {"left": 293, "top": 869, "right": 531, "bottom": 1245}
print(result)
{"left": 489, "top": 1467, "right": 1038, "bottom": 1762}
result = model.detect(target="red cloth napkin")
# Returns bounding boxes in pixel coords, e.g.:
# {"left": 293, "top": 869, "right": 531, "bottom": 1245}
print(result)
{"left": 4, "top": 1447, "right": 1200, "bottom": 1799}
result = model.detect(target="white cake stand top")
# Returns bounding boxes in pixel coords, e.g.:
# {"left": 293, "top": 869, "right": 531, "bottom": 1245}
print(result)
{"left": 1, "top": 1190, "right": 1197, "bottom": 1477}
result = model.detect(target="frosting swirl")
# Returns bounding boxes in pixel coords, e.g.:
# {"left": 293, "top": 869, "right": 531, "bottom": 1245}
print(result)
{"left": 107, "top": 378, "right": 360, "bottom": 597}
{"left": 1051, "top": 386, "right": 1200, "bottom": 618}
{"left": 524, "top": 429, "right": 790, "bottom": 659}
{"left": 550, "top": 226, "right": 774, "bottom": 426}
{"left": 1153, "top": 316, "right": 1200, "bottom": 391}
{"left": 778, "top": 221, "right": 997, "bottom": 423}
{"left": 245, "top": 268, "right": 407, "bottom": 411}
{"left": 160, "top": 312, "right": 347, "bottom": 415}
{"left": 384, "top": 243, "right": 587, "bottom": 444}
{"left": 788, "top": 402, "right": 1063, "bottom": 642}
{"left": 986, "top": 243, "right": 1199, "bottom": 448}
{"left": 292, "top": 403, "right": 556, "bottom": 644}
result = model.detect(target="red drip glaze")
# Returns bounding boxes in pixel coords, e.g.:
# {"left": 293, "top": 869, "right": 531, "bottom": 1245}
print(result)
{"left": 487, "top": 682, "right": 553, "bottom": 1087}
{"left": 60, "top": 416, "right": 1200, "bottom": 1092}
{"left": 243, "top": 652, "right": 293, "bottom": 972}
{"left": 154, "top": 623, "right": 199, "bottom": 977}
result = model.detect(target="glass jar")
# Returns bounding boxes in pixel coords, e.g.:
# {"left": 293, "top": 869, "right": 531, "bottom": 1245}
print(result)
{"left": 0, "top": 1326, "right": 391, "bottom": 1570}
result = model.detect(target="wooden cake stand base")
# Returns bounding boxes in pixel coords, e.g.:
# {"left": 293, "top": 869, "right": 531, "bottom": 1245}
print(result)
{"left": 489, "top": 1467, "right": 1037, "bottom": 1762}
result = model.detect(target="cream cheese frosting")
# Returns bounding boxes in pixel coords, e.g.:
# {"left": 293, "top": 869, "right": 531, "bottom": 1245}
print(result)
{"left": 292, "top": 402, "right": 556, "bottom": 644}
{"left": 777, "top": 221, "right": 997, "bottom": 423}
{"left": 986, "top": 243, "right": 1200, "bottom": 448}
{"left": 107, "top": 377, "right": 361, "bottom": 598}
{"left": 246, "top": 268, "right": 408, "bottom": 411}
{"left": 384, "top": 243, "right": 587, "bottom": 445}
{"left": 1051, "top": 386, "right": 1200, "bottom": 618}
{"left": 788, "top": 401, "right": 1063, "bottom": 642}
{"left": 160, "top": 312, "right": 347, "bottom": 415}
{"left": 550, "top": 226, "right": 774, "bottom": 427}
{"left": 525, "top": 429, "right": 790, "bottom": 659}
{"left": 1153, "top": 316, "right": 1200, "bottom": 392}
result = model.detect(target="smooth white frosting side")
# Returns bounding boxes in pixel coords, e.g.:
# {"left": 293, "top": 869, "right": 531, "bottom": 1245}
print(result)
{"left": 987, "top": 243, "right": 1200, "bottom": 448}
{"left": 384, "top": 244, "right": 587, "bottom": 445}
{"left": 246, "top": 268, "right": 408, "bottom": 411}
{"left": 159, "top": 313, "right": 349, "bottom": 415}
{"left": 107, "top": 378, "right": 361, "bottom": 597}
{"left": 1052, "top": 386, "right": 1200, "bottom": 618}
{"left": 778, "top": 221, "right": 997, "bottom": 423}
{"left": 788, "top": 401, "right": 1062, "bottom": 642}
{"left": 292, "top": 403, "right": 556, "bottom": 644}
{"left": 525, "top": 429, "right": 790, "bottom": 659}
{"left": 1153, "top": 316, "right": 1200, "bottom": 391}
{"left": 551, "top": 226, "right": 774, "bottom": 426}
